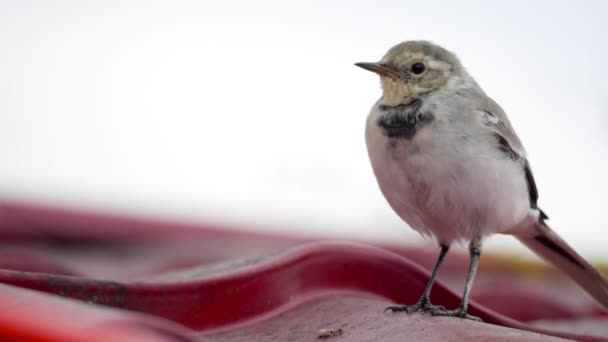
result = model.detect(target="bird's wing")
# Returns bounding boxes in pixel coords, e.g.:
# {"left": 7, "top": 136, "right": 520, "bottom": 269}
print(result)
{"left": 477, "top": 97, "right": 526, "bottom": 158}
{"left": 476, "top": 98, "right": 542, "bottom": 211}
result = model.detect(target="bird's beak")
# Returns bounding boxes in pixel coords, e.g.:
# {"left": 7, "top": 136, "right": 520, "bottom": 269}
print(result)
{"left": 355, "top": 62, "right": 400, "bottom": 79}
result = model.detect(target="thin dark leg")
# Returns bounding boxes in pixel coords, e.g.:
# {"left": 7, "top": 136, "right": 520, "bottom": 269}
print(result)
{"left": 460, "top": 238, "right": 481, "bottom": 312}
{"left": 385, "top": 244, "right": 450, "bottom": 313}
{"left": 430, "top": 237, "right": 482, "bottom": 321}
{"left": 419, "top": 243, "right": 450, "bottom": 301}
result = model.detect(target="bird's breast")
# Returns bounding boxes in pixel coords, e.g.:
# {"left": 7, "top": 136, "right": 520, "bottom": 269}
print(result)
{"left": 365, "top": 104, "right": 530, "bottom": 243}
{"left": 376, "top": 98, "right": 434, "bottom": 141}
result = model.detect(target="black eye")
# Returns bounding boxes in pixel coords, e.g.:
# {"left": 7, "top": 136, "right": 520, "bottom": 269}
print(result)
{"left": 411, "top": 62, "right": 426, "bottom": 75}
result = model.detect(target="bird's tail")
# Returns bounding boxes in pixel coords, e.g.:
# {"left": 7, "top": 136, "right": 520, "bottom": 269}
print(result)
{"left": 513, "top": 219, "right": 608, "bottom": 310}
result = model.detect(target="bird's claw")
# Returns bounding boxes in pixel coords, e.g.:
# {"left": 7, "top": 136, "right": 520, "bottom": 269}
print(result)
{"left": 385, "top": 301, "right": 482, "bottom": 322}
{"left": 429, "top": 308, "right": 482, "bottom": 322}
{"left": 384, "top": 300, "right": 445, "bottom": 314}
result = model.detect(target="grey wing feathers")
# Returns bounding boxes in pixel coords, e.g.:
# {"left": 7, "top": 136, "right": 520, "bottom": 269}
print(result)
{"left": 478, "top": 98, "right": 545, "bottom": 217}
{"left": 478, "top": 96, "right": 526, "bottom": 157}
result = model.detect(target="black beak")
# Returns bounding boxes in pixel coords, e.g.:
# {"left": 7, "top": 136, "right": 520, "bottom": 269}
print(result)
{"left": 355, "top": 62, "right": 402, "bottom": 80}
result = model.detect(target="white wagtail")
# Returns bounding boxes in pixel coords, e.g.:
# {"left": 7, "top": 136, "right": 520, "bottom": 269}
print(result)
{"left": 356, "top": 40, "right": 608, "bottom": 321}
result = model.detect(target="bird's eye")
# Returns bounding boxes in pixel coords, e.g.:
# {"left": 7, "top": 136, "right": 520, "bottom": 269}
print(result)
{"left": 411, "top": 62, "right": 426, "bottom": 75}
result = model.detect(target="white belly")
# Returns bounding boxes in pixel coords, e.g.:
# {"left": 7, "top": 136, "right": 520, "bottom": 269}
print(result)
{"left": 365, "top": 111, "right": 531, "bottom": 244}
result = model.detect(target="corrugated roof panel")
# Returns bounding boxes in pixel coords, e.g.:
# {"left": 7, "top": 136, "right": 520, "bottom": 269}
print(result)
{"left": 0, "top": 201, "right": 606, "bottom": 341}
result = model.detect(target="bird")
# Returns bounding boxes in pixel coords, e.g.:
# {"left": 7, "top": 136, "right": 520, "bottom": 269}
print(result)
{"left": 356, "top": 40, "right": 608, "bottom": 321}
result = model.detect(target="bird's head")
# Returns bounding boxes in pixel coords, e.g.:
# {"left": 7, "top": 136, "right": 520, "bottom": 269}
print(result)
{"left": 356, "top": 41, "right": 465, "bottom": 106}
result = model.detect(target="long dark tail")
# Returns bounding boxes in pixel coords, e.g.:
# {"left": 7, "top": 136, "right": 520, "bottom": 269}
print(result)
{"left": 514, "top": 220, "right": 608, "bottom": 310}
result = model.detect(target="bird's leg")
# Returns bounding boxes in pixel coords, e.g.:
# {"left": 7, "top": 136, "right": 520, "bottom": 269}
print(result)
{"left": 430, "top": 237, "right": 482, "bottom": 321}
{"left": 385, "top": 243, "right": 450, "bottom": 313}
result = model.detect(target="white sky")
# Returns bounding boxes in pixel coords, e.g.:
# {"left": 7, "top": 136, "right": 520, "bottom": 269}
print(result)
{"left": 1, "top": 0, "right": 607, "bottom": 259}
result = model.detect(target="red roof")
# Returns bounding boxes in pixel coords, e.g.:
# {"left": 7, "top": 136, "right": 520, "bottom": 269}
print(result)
{"left": 0, "top": 201, "right": 606, "bottom": 341}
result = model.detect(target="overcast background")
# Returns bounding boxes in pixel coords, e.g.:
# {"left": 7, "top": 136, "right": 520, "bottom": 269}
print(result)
{"left": 1, "top": 0, "right": 607, "bottom": 259}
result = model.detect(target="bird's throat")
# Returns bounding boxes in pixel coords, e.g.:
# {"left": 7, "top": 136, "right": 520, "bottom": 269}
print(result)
{"left": 381, "top": 77, "right": 412, "bottom": 106}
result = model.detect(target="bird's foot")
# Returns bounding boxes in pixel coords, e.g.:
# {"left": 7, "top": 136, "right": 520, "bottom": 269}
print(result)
{"left": 429, "top": 307, "right": 482, "bottom": 322}
{"left": 384, "top": 298, "right": 445, "bottom": 314}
